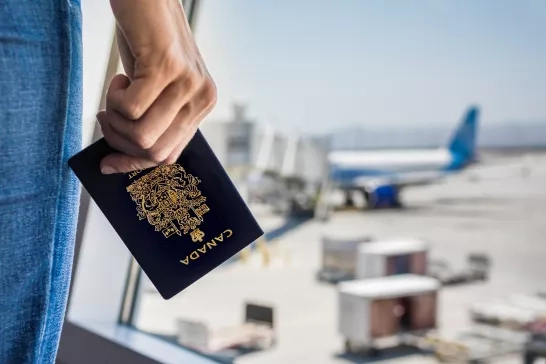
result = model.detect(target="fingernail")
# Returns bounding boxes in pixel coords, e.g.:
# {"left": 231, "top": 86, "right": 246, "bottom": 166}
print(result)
{"left": 101, "top": 166, "right": 116, "bottom": 174}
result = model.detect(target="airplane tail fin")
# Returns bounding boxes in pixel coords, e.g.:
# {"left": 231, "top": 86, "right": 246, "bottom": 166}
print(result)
{"left": 448, "top": 106, "right": 479, "bottom": 164}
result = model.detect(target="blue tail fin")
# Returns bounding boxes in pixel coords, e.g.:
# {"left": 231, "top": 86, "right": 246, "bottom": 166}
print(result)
{"left": 448, "top": 106, "right": 479, "bottom": 164}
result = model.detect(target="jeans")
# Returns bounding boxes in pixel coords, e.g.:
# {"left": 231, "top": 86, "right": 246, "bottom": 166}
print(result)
{"left": 0, "top": 0, "right": 82, "bottom": 363}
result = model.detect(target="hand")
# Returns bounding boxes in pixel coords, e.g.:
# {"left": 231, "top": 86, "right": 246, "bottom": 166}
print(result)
{"left": 97, "top": 0, "right": 216, "bottom": 174}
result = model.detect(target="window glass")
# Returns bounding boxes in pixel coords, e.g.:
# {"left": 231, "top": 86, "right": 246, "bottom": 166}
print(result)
{"left": 131, "top": 1, "right": 546, "bottom": 363}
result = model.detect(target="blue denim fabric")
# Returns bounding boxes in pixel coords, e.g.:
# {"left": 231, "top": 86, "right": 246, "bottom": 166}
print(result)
{"left": 0, "top": 0, "right": 82, "bottom": 363}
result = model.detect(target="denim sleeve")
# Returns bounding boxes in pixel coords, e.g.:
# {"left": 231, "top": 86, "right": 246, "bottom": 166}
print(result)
{"left": 0, "top": 0, "right": 82, "bottom": 363}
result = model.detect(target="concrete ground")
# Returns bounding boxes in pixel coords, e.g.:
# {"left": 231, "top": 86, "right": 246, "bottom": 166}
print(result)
{"left": 135, "top": 152, "right": 546, "bottom": 363}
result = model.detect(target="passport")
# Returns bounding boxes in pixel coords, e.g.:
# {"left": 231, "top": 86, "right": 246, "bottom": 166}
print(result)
{"left": 68, "top": 131, "right": 264, "bottom": 299}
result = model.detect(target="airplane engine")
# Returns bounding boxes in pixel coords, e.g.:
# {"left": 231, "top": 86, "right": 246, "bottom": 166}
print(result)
{"left": 365, "top": 185, "right": 401, "bottom": 209}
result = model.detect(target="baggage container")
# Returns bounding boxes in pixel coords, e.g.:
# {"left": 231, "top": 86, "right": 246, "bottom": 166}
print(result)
{"left": 338, "top": 274, "right": 440, "bottom": 352}
{"left": 317, "top": 235, "right": 373, "bottom": 282}
{"left": 355, "top": 238, "right": 428, "bottom": 279}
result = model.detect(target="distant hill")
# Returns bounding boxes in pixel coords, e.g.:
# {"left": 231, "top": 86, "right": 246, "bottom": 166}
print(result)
{"left": 327, "top": 121, "right": 546, "bottom": 150}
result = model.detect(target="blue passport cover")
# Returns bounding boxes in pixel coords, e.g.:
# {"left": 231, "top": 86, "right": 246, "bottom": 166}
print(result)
{"left": 68, "top": 130, "right": 264, "bottom": 299}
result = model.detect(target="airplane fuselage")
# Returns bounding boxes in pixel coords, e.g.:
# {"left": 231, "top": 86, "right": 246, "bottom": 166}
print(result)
{"left": 329, "top": 149, "right": 452, "bottom": 174}
{"left": 327, "top": 149, "right": 463, "bottom": 187}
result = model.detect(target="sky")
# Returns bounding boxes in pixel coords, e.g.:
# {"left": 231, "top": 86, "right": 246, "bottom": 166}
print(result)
{"left": 193, "top": 0, "right": 546, "bottom": 133}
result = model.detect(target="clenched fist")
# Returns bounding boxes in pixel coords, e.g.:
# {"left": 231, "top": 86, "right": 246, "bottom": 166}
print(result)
{"left": 97, "top": 0, "right": 216, "bottom": 174}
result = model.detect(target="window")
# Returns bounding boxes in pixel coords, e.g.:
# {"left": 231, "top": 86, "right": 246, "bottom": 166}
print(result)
{"left": 63, "top": 1, "right": 546, "bottom": 363}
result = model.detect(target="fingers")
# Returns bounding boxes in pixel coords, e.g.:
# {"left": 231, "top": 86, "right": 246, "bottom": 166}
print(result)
{"left": 99, "top": 80, "right": 216, "bottom": 173}
{"left": 106, "top": 74, "right": 198, "bottom": 150}
{"left": 145, "top": 83, "right": 217, "bottom": 164}
{"left": 99, "top": 114, "right": 195, "bottom": 174}
{"left": 97, "top": 110, "right": 141, "bottom": 157}
{"left": 160, "top": 118, "right": 199, "bottom": 165}
{"left": 107, "top": 70, "right": 174, "bottom": 121}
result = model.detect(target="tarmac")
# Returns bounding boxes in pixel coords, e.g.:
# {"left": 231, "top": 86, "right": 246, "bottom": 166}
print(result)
{"left": 135, "top": 151, "right": 546, "bottom": 364}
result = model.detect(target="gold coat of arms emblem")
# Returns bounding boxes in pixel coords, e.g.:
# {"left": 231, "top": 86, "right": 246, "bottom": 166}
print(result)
{"left": 126, "top": 164, "right": 210, "bottom": 239}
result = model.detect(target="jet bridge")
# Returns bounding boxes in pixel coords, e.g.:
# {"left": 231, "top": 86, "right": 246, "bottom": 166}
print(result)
{"left": 248, "top": 126, "right": 328, "bottom": 216}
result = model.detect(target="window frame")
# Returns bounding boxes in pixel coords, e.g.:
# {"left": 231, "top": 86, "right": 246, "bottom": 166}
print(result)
{"left": 58, "top": 1, "right": 227, "bottom": 363}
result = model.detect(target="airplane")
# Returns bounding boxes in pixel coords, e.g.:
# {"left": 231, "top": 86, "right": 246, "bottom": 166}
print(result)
{"left": 327, "top": 106, "right": 480, "bottom": 208}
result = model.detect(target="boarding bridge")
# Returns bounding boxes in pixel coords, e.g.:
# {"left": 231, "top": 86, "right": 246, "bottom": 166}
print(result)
{"left": 254, "top": 127, "right": 327, "bottom": 185}
{"left": 250, "top": 126, "right": 328, "bottom": 216}
{"left": 199, "top": 104, "right": 329, "bottom": 216}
